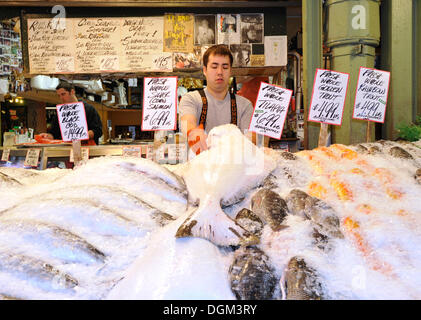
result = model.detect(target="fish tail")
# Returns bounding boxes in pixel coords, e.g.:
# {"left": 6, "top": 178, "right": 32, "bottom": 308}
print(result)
{"left": 175, "top": 203, "right": 259, "bottom": 247}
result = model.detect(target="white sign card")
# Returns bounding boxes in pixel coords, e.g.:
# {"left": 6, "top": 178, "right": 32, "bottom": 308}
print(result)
{"left": 142, "top": 77, "right": 178, "bottom": 131}
{"left": 1, "top": 148, "right": 10, "bottom": 162}
{"left": 264, "top": 36, "right": 287, "bottom": 66}
{"left": 143, "top": 144, "right": 154, "bottom": 160}
{"left": 56, "top": 102, "right": 89, "bottom": 141}
{"left": 249, "top": 82, "right": 293, "bottom": 139}
{"left": 308, "top": 69, "right": 350, "bottom": 125}
{"left": 353, "top": 67, "right": 390, "bottom": 123}
{"left": 70, "top": 147, "right": 89, "bottom": 162}
{"left": 155, "top": 144, "right": 166, "bottom": 162}
{"left": 24, "top": 148, "right": 41, "bottom": 167}
{"left": 122, "top": 145, "right": 142, "bottom": 158}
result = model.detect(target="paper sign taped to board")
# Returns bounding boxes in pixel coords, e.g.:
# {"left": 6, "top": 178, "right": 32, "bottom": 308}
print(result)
{"left": 24, "top": 148, "right": 41, "bottom": 167}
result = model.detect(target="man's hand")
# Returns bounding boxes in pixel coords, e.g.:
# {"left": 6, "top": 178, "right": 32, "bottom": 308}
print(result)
{"left": 187, "top": 124, "right": 208, "bottom": 155}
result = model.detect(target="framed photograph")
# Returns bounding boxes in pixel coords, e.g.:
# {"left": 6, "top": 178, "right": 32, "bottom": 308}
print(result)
{"left": 240, "top": 14, "right": 264, "bottom": 44}
{"left": 173, "top": 46, "right": 201, "bottom": 69}
{"left": 194, "top": 15, "right": 216, "bottom": 45}
{"left": 216, "top": 14, "right": 241, "bottom": 45}
{"left": 230, "top": 44, "right": 251, "bottom": 67}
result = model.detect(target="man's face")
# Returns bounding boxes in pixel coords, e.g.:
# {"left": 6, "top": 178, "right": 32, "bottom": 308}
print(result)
{"left": 56, "top": 88, "right": 75, "bottom": 104}
{"left": 203, "top": 54, "right": 231, "bottom": 93}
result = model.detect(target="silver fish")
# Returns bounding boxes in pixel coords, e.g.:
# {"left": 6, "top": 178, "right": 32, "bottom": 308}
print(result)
{"left": 176, "top": 124, "right": 276, "bottom": 246}
{"left": 0, "top": 252, "right": 78, "bottom": 292}
{"left": 250, "top": 189, "right": 289, "bottom": 232}
{"left": 229, "top": 246, "right": 278, "bottom": 300}
{"left": 0, "top": 293, "right": 22, "bottom": 300}
{"left": 0, "top": 198, "right": 143, "bottom": 237}
{"left": 0, "top": 219, "right": 106, "bottom": 264}
{"left": 282, "top": 256, "right": 324, "bottom": 300}
{"left": 0, "top": 171, "right": 22, "bottom": 187}
{"left": 31, "top": 184, "right": 175, "bottom": 226}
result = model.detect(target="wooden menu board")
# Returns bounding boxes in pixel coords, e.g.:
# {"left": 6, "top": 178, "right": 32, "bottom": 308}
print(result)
{"left": 26, "top": 16, "right": 173, "bottom": 74}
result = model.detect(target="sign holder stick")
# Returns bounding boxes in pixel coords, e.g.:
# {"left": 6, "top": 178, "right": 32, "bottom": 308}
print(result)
{"left": 366, "top": 120, "right": 371, "bottom": 143}
{"left": 72, "top": 140, "right": 82, "bottom": 167}
{"left": 318, "top": 123, "right": 329, "bottom": 147}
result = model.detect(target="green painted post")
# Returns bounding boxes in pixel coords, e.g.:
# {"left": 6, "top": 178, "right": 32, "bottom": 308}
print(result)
{"left": 381, "top": 0, "right": 414, "bottom": 139}
{"left": 416, "top": 0, "right": 421, "bottom": 118}
{"left": 326, "top": 0, "right": 380, "bottom": 144}
{"left": 302, "top": 0, "right": 323, "bottom": 149}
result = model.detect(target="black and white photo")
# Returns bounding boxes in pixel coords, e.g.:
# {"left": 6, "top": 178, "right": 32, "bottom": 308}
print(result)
{"left": 230, "top": 44, "right": 251, "bottom": 67}
{"left": 240, "top": 14, "right": 264, "bottom": 44}
{"left": 194, "top": 15, "right": 216, "bottom": 45}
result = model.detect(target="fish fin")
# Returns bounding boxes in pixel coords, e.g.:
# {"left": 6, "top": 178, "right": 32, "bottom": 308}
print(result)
{"left": 175, "top": 204, "right": 259, "bottom": 247}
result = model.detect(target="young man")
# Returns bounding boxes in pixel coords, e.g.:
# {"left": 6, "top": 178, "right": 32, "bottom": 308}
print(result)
{"left": 39, "top": 82, "right": 103, "bottom": 145}
{"left": 179, "top": 44, "right": 253, "bottom": 154}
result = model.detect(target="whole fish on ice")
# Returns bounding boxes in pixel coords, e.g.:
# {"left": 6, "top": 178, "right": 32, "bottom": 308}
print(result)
{"left": 0, "top": 251, "right": 78, "bottom": 293}
{"left": 229, "top": 246, "right": 278, "bottom": 300}
{"left": 176, "top": 124, "right": 277, "bottom": 246}
{"left": 0, "top": 219, "right": 106, "bottom": 264}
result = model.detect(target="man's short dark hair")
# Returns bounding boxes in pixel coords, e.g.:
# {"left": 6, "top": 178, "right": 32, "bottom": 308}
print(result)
{"left": 56, "top": 81, "right": 75, "bottom": 92}
{"left": 203, "top": 44, "right": 233, "bottom": 68}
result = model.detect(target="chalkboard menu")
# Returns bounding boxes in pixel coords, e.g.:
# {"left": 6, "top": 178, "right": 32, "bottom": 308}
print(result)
{"left": 27, "top": 17, "right": 172, "bottom": 74}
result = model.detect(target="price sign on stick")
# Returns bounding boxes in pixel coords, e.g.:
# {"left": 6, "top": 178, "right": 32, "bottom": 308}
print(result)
{"left": 308, "top": 69, "right": 349, "bottom": 125}
{"left": 56, "top": 102, "right": 89, "bottom": 142}
{"left": 142, "top": 77, "right": 178, "bottom": 131}
{"left": 249, "top": 82, "right": 293, "bottom": 139}
{"left": 24, "top": 148, "right": 41, "bottom": 167}
{"left": 353, "top": 67, "right": 390, "bottom": 123}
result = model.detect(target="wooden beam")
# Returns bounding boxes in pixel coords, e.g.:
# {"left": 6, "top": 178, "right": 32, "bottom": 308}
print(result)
{"left": 0, "top": 1, "right": 301, "bottom": 8}
{"left": 24, "top": 67, "right": 284, "bottom": 81}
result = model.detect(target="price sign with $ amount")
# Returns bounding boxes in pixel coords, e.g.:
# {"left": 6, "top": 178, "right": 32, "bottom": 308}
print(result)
{"left": 56, "top": 102, "right": 89, "bottom": 142}
{"left": 308, "top": 69, "right": 349, "bottom": 126}
{"left": 142, "top": 77, "right": 178, "bottom": 131}
{"left": 249, "top": 82, "right": 292, "bottom": 139}
{"left": 353, "top": 67, "right": 390, "bottom": 123}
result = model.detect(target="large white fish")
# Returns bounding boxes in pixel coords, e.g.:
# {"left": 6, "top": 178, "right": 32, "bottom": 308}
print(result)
{"left": 176, "top": 124, "right": 277, "bottom": 246}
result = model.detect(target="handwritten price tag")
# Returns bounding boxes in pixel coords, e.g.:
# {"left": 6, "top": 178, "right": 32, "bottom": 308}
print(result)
{"left": 55, "top": 57, "right": 75, "bottom": 73}
{"left": 56, "top": 102, "right": 89, "bottom": 142}
{"left": 69, "top": 147, "right": 89, "bottom": 162}
{"left": 142, "top": 77, "right": 178, "bottom": 131}
{"left": 308, "top": 69, "right": 349, "bottom": 125}
{"left": 353, "top": 67, "right": 390, "bottom": 123}
{"left": 100, "top": 56, "right": 119, "bottom": 71}
{"left": 122, "top": 146, "right": 142, "bottom": 158}
{"left": 1, "top": 148, "right": 11, "bottom": 162}
{"left": 249, "top": 82, "right": 293, "bottom": 139}
{"left": 24, "top": 148, "right": 41, "bottom": 167}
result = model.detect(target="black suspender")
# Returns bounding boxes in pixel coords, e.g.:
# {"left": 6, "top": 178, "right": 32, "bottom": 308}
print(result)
{"left": 198, "top": 89, "right": 237, "bottom": 130}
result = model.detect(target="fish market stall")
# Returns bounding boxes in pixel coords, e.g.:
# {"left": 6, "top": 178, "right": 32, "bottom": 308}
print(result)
{"left": 0, "top": 125, "right": 420, "bottom": 300}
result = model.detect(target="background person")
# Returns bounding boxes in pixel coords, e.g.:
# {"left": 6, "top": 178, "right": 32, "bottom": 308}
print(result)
{"left": 39, "top": 82, "right": 103, "bottom": 145}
